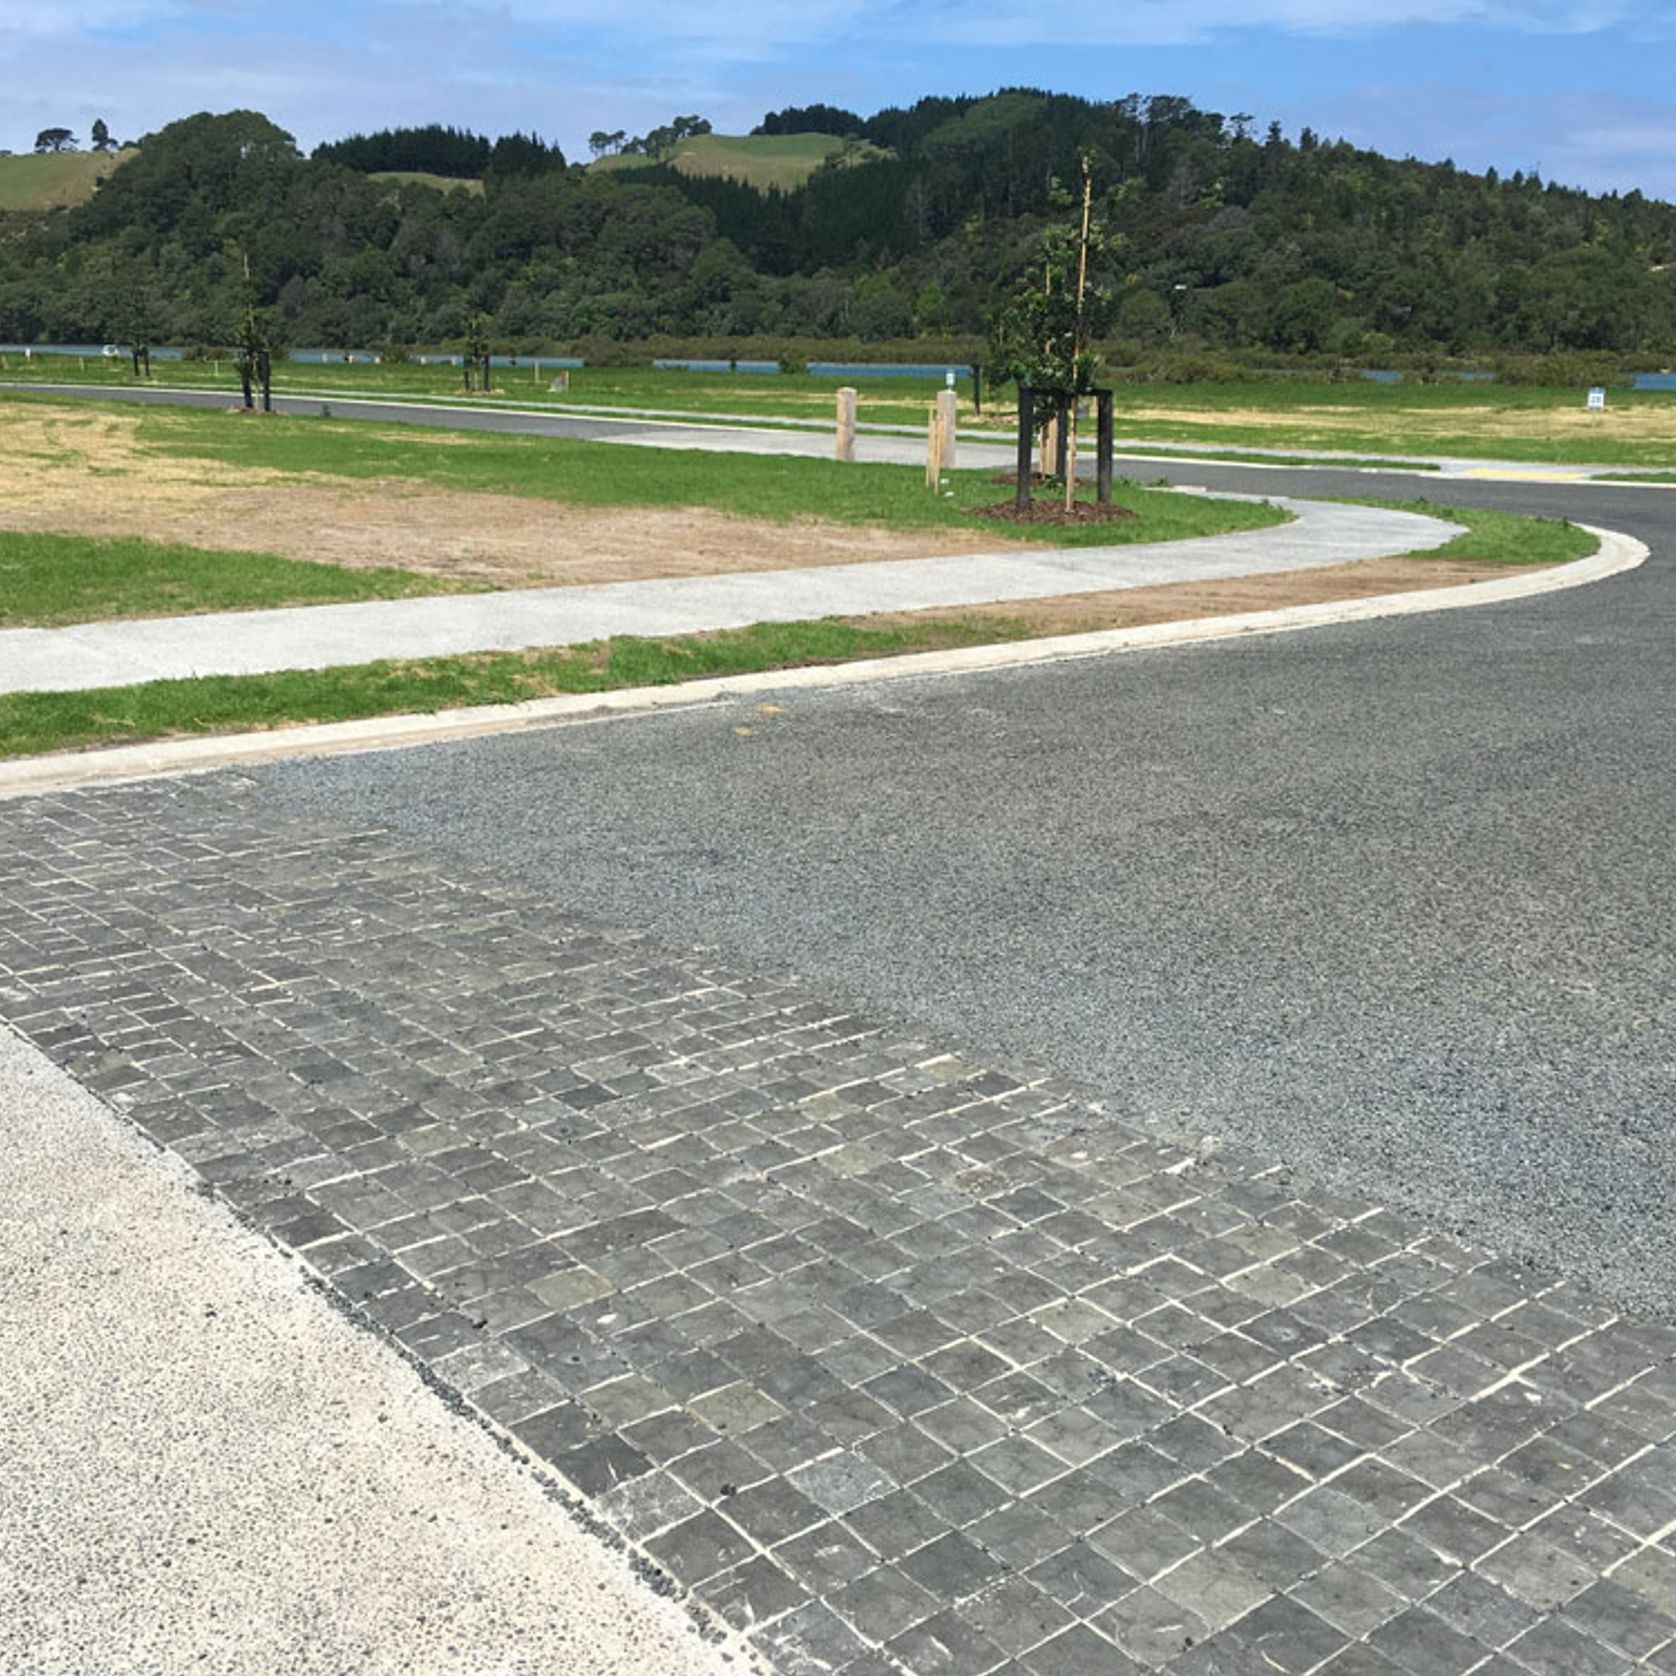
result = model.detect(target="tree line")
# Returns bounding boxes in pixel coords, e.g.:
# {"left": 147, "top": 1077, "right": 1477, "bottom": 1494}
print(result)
{"left": 2, "top": 93, "right": 1675, "bottom": 362}
{"left": 311, "top": 124, "right": 565, "bottom": 178}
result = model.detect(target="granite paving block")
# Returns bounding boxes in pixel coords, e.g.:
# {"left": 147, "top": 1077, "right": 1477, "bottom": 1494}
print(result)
{"left": 5, "top": 775, "right": 1676, "bottom": 1674}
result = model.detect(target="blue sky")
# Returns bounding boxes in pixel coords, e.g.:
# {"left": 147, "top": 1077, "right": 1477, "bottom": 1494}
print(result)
{"left": 6, "top": 0, "right": 1676, "bottom": 197}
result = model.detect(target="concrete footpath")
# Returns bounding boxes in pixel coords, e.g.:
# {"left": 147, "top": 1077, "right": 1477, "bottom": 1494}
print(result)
{"left": 0, "top": 497, "right": 1459, "bottom": 694}
{"left": 0, "top": 1024, "right": 740, "bottom": 1676}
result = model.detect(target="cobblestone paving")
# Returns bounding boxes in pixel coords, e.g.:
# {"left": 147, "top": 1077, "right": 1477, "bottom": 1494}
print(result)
{"left": 6, "top": 776, "right": 1676, "bottom": 1675}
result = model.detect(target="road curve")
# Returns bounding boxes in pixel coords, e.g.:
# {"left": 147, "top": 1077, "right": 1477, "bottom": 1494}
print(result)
{"left": 239, "top": 451, "right": 1676, "bottom": 1317}
{"left": 10, "top": 381, "right": 1676, "bottom": 1312}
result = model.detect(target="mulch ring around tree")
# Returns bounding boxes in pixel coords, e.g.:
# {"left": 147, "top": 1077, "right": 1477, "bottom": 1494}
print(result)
{"left": 974, "top": 498, "right": 1138, "bottom": 525}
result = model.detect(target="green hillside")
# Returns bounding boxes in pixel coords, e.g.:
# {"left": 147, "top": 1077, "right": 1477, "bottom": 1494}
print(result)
{"left": 593, "top": 132, "right": 885, "bottom": 191}
{"left": 367, "top": 170, "right": 483, "bottom": 195}
{"left": 0, "top": 150, "right": 128, "bottom": 212}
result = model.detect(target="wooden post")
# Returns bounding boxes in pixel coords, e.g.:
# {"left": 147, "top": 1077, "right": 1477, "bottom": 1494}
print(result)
{"left": 936, "top": 388, "right": 958, "bottom": 473}
{"left": 1066, "top": 399, "right": 1080, "bottom": 512}
{"left": 1039, "top": 408, "right": 1058, "bottom": 479}
{"left": 1066, "top": 154, "right": 1094, "bottom": 512}
{"left": 1015, "top": 385, "right": 1034, "bottom": 514}
{"left": 972, "top": 364, "right": 983, "bottom": 415}
{"left": 925, "top": 404, "right": 941, "bottom": 489}
{"left": 1096, "top": 389, "right": 1114, "bottom": 505}
{"left": 835, "top": 386, "right": 857, "bottom": 461}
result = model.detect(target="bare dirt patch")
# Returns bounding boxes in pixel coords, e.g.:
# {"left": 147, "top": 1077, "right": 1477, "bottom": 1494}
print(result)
{"left": 0, "top": 403, "right": 1038, "bottom": 587}
{"left": 849, "top": 555, "right": 1540, "bottom": 638}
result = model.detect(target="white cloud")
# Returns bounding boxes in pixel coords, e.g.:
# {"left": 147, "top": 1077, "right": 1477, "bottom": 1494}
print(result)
{"left": 7, "top": 0, "right": 1667, "bottom": 47}
{"left": 923, "top": 0, "right": 1646, "bottom": 48}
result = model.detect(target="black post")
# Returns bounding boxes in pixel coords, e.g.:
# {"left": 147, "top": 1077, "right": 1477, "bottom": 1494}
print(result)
{"left": 972, "top": 363, "right": 983, "bottom": 415}
{"left": 1054, "top": 396, "right": 1069, "bottom": 482}
{"left": 1015, "top": 383, "right": 1034, "bottom": 515}
{"left": 1096, "top": 388, "right": 1114, "bottom": 505}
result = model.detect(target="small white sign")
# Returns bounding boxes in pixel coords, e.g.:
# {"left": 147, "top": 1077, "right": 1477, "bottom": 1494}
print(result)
{"left": 1587, "top": 386, "right": 1606, "bottom": 411}
{"left": 945, "top": 369, "right": 956, "bottom": 389}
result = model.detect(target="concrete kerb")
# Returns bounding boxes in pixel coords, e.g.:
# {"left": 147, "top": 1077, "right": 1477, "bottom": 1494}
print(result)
{"left": 0, "top": 524, "right": 1645, "bottom": 799}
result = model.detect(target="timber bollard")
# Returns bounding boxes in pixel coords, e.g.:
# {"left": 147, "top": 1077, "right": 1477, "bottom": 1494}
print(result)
{"left": 835, "top": 386, "right": 857, "bottom": 461}
{"left": 936, "top": 388, "right": 958, "bottom": 472}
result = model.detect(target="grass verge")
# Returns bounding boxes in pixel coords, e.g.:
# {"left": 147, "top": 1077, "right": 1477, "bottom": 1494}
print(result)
{"left": 1336, "top": 499, "right": 1599, "bottom": 566}
{"left": 115, "top": 400, "right": 1290, "bottom": 548}
{"left": 0, "top": 530, "right": 475, "bottom": 628}
{"left": 0, "top": 500, "right": 1595, "bottom": 762}
{"left": 0, "top": 617, "right": 1031, "bottom": 759}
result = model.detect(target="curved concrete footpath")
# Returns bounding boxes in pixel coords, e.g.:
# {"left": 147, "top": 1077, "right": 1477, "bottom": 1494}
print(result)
{"left": 0, "top": 525, "right": 1641, "bottom": 798}
{"left": 0, "top": 497, "right": 1457, "bottom": 695}
{"left": 0, "top": 1023, "right": 743, "bottom": 1676}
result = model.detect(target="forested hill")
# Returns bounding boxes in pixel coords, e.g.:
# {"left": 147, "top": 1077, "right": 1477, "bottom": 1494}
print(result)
{"left": 3, "top": 93, "right": 1675, "bottom": 360}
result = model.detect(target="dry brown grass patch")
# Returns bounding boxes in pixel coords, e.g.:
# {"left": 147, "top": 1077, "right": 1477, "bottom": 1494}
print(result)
{"left": 0, "top": 401, "right": 1036, "bottom": 587}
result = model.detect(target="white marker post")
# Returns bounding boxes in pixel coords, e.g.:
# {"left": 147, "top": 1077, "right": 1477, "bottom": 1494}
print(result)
{"left": 1588, "top": 386, "right": 1606, "bottom": 412}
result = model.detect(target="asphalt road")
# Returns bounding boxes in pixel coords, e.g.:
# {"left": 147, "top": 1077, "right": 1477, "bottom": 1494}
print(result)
{"left": 235, "top": 457, "right": 1676, "bottom": 1318}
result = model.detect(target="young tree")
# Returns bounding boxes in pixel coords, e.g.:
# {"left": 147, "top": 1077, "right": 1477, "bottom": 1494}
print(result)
{"left": 986, "top": 159, "right": 1120, "bottom": 508}
{"left": 462, "top": 311, "right": 492, "bottom": 392}
{"left": 107, "top": 258, "right": 160, "bottom": 378}
{"left": 34, "top": 127, "right": 76, "bottom": 153}
{"left": 229, "top": 251, "right": 283, "bottom": 411}
{"left": 90, "top": 119, "right": 113, "bottom": 153}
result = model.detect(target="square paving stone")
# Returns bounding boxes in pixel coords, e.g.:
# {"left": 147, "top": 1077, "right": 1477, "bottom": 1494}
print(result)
{"left": 1020, "top": 1624, "right": 1145, "bottom": 1676}
{"left": 829, "top": 1566, "right": 941, "bottom": 1643}
{"left": 701, "top": 1554, "right": 810, "bottom": 1631}
{"left": 1290, "top": 1560, "right": 1407, "bottom": 1639}
{"left": 961, "top": 1575, "right": 1076, "bottom": 1659}
{"left": 645, "top": 1508, "right": 757, "bottom": 1584}
{"left": 775, "top": 1520, "right": 878, "bottom": 1592}
{"left": 1027, "top": 1539, "right": 1139, "bottom": 1615}
{"left": 1423, "top": 1570, "right": 1541, "bottom": 1649}
{"left": 1153, "top": 1548, "right": 1271, "bottom": 1630}
{"left": 1365, "top": 1605, "right": 1489, "bottom": 1674}
{"left": 1095, "top": 1582, "right": 1211, "bottom": 1668}
{"left": 899, "top": 1530, "right": 1004, "bottom": 1602}
{"left": 845, "top": 1488, "right": 953, "bottom": 1562}
{"left": 1476, "top": 1531, "right": 1598, "bottom": 1611}
{"left": 1233, "top": 1594, "right": 1351, "bottom": 1673}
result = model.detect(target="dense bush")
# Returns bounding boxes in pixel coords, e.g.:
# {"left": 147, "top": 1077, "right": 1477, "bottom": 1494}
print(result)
{"left": 4, "top": 95, "right": 1675, "bottom": 361}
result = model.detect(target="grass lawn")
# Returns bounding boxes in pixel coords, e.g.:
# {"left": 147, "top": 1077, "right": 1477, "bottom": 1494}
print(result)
{"left": 0, "top": 530, "right": 474, "bottom": 629}
{"left": 3, "top": 360, "right": 1672, "bottom": 466}
{"left": 366, "top": 170, "right": 484, "bottom": 196}
{"left": 0, "top": 617, "right": 1031, "bottom": 759}
{"left": 114, "top": 400, "right": 1289, "bottom": 548}
{"left": 0, "top": 498, "right": 1592, "bottom": 760}
{"left": 0, "top": 149, "right": 127, "bottom": 212}
{"left": 1340, "top": 500, "right": 1599, "bottom": 567}
{"left": 591, "top": 132, "right": 888, "bottom": 190}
